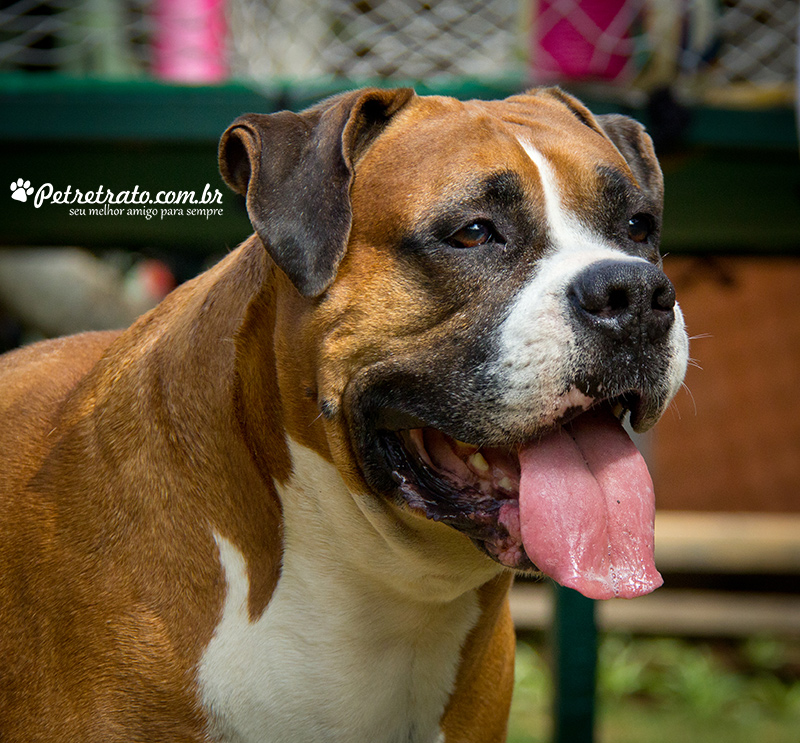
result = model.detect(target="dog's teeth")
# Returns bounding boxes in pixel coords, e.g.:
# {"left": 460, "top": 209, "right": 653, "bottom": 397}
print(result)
{"left": 452, "top": 438, "right": 477, "bottom": 455}
{"left": 498, "top": 476, "right": 514, "bottom": 491}
{"left": 612, "top": 402, "right": 626, "bottom": 420}
{"left": 468, "top": 452, "right": 489, "bottom": 473}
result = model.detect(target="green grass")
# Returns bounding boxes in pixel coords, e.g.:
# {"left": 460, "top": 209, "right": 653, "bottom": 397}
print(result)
{"left": 509, "top": 635, "right": 800, "bottom": 743}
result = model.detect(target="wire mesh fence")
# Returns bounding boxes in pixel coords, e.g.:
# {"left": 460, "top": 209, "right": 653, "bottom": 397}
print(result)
{"left": 0, "top": 0, "right": 796, "bottom": 104}
{"left": 0, "top": 0, "right": 151, "bottom": 74}
{"left": 229, "top": 0, "right": 524, "bottom": 80}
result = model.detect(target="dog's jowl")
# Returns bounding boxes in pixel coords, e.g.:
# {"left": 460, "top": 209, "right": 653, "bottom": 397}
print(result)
{"left": 0, "top": 88, "right": 688, "bottom": 742}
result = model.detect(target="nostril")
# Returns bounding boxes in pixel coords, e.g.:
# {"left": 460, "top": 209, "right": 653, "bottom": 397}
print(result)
{"left": 652, "top": 282, "right": 676, "bottom": 313}
{"left": 582, "top": 287, "right": 630, "bottom": 319}
{"left": 607, "top": 288, "right": 629, "bottom": 314}
{"left": 569, "top": 279, "right": 630, "bottom": 318}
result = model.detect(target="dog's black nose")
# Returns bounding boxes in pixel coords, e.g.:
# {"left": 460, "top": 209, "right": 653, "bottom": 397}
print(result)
{"left": 568, "top": 259, "right": 675, "bottom": 342}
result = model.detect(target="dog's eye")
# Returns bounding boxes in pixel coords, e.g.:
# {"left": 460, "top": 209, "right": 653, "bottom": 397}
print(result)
{"left": 627, "top": 213, "right": 655, "bottom": 243}
{"left": 446, "top": 221, "right": 498, "bottom": 249}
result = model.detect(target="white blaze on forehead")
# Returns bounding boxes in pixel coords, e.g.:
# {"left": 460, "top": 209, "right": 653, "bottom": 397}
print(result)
{"left": 517, "top": 137, "right": 607, "bottom": 255}
{"left": 515, "top": 136, "right": 649, "bottom": 265}
{"left": 519, "top": 139, "right": 624, "bottom": 260}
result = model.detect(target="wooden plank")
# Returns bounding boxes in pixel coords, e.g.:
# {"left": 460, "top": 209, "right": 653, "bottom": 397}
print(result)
{"left": 0, "top": 74, "right": 281, "bottom": 142}
{"left": 511, "top": 584, "right": 800, "bottom": 637}
{"left": 659, "top": 150, "right": 800, "bottom": 252}
{"left": 654, "top": 512, "right": 800, "bottom": 574}
{"left": 512, "top": 511, "right": 800, "bottom": 636}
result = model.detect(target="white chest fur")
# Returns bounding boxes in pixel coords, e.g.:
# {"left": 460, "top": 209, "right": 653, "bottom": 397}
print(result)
{"left": 197, "top": 441, "right": 488, "bottom": 743}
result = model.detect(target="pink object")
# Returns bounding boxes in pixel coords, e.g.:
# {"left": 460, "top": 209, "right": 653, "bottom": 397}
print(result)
{"left": 532, "top": 0, "right": 637, "bottom": 83}
{"left": 518, "top": 408, "right": 662, "bottom": 600}
{"left": 153, "top": 0, "right": 227, "bottom": 83}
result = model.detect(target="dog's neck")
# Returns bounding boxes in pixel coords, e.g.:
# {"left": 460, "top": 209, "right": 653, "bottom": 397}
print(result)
{"left": 198, "top": 436, "right": 506, "bottom": 743}
{"left": 181, "top": 245, "right": 509, "bottom": 741}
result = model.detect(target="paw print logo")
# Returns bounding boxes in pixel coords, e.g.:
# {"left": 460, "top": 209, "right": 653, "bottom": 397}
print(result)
{"left": 10, "top": 178, "right": 34, "bottom": 203}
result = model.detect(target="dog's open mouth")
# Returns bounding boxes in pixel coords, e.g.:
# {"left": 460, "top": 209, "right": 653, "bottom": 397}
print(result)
{"left": 379, "top": 398, "right": 663, "bottom": 600}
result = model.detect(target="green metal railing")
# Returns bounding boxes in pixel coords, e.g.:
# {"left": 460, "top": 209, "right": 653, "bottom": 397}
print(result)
{"left": 553, "top": 587, "right": 598, "bottom": 743}
{"left": 2, "top": 75, "right": 798, "bottom": 257}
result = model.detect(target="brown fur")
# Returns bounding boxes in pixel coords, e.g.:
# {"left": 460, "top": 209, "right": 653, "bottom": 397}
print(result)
{"left": 0, "top": 235, "right": 515, "bottom": 740}
{"left": 440, "top": 573, "right": 516, "bottom": 742}
{"left": 0, "top": 240, "right": 286, "bottom": 740}
{"left": 0, "top": 87, "right": 662, "bottom": 741}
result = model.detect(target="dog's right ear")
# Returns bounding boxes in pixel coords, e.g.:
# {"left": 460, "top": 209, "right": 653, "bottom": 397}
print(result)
{"left": 219, "top": 88, "right": 415, "bottom": 298}
{"left": 595, "top": 114, "right": 664, "bottom": 206}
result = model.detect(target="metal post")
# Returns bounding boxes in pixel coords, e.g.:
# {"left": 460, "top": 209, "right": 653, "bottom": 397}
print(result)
{"left": 552, "top": 584, "right": 597, "bottom": 743}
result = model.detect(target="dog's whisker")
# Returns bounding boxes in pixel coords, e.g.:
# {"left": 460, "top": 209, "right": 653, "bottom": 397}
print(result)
{"left": 664, "top": 396, "right": 682, "bottom": 421}
{"left": 679, "top": 381, "right": 698, "bottom": 417}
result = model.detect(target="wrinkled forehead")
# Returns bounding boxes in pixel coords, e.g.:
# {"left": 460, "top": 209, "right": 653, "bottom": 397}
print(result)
{"left": 350, "top": 94, "right": 637, "bottom": 226}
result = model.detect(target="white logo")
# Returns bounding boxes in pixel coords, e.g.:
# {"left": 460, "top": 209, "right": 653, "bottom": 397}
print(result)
{"left": 9, "top": 179, "right": 224, "bottom": 221}
{"left": 10, "top": 178, "right": 34, "bottom": 203}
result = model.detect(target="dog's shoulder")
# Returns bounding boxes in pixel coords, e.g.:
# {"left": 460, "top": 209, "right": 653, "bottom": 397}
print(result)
{"left": 0, "top": 330, "right": 120, "bottom": 405}
{"left": 0, "top": 331, "right": 120, "bottom": 476}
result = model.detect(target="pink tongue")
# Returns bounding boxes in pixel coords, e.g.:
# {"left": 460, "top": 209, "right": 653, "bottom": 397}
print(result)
{"left": 518, "top": 409, "right": 662, "bottom": 600}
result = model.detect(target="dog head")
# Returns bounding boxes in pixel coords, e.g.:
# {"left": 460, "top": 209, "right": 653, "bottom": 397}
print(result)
{"left": 220, "top": 88, "right": 689, "bottom": 599}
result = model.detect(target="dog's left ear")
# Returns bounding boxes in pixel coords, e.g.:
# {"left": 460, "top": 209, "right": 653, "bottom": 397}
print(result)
{"left": 219, "top": 87, "right": 415, "bottom": 297}
{"left": 596, "top": 114, "right": 664, "bottom": 205}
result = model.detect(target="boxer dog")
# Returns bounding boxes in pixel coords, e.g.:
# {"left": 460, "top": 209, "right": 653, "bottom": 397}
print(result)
{"left": 0, "top": 87, "right": 688, "bottom": 742}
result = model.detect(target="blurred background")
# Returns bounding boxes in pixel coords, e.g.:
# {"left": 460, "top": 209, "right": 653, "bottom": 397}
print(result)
{"left": 0, "top": 1, "right": 799, "bottom": 741}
